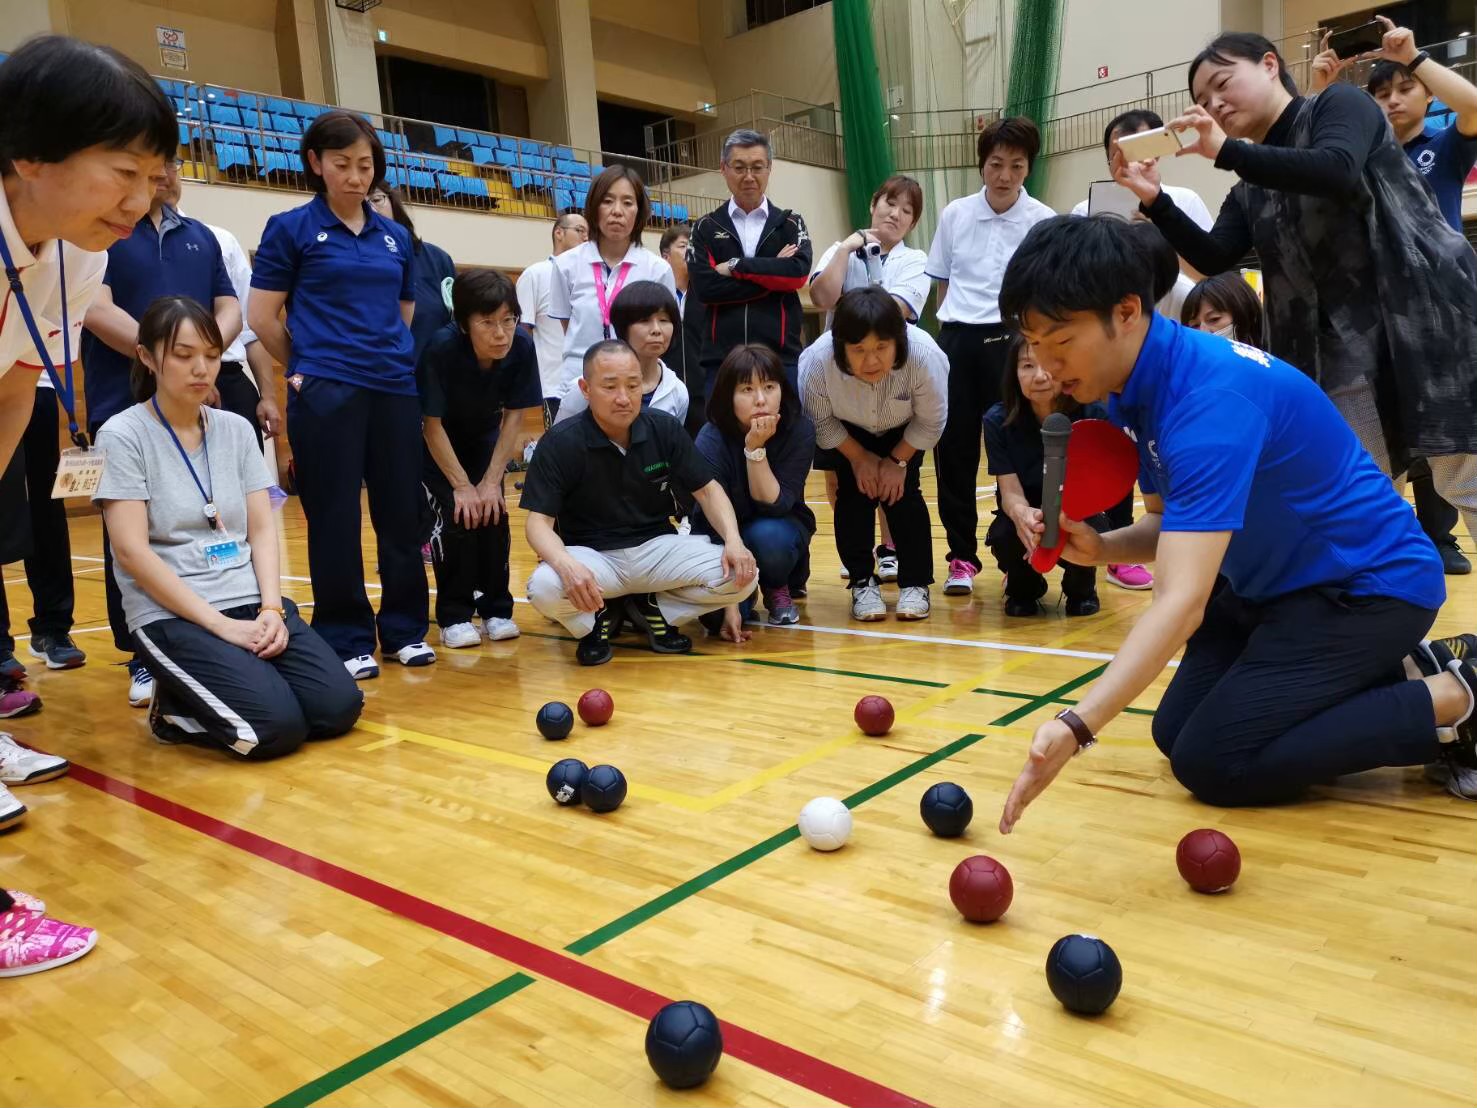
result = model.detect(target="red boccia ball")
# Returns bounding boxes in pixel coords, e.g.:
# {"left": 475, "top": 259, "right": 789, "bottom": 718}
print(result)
{"left": 949, "top": 855, "right": 1014, "bottom": 922}
{"left": 577, "top": 688, "right": 615, "bottom": 727}
{"left": 854, "top": 695, "right": 895, "bottom": 737}
{"left": 1176, "top": 828, "right": 1241, "bottom": 893}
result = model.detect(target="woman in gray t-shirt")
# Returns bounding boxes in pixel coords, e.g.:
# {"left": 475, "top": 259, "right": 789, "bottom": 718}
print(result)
{"left": 94, "top": 297, "right": 361, "bottom": 759}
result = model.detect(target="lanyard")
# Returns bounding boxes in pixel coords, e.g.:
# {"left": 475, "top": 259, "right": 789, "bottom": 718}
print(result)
{"left": 591, "top": 260, "right": 633, "bottom": 337}
{"left": 151, "top": 396, "right": 219, "bottom": 530}
{"left": 0, "top": 233, "right": 88, "bottom": 448}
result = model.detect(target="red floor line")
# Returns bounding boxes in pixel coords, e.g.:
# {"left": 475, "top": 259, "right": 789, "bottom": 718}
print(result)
{"left": 66, "top": 761, "right": 930, "bottom": 1108}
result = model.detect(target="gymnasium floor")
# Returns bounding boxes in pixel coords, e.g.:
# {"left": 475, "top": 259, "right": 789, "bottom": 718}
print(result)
{"left": 4, "top": 464, "right": 1475, "bottom": 1108}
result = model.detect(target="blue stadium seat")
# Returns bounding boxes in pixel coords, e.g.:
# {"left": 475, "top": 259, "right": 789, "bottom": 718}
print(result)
{"left": 213, "top": 144, "right": 251, "bottom": 172}
{"left": 673, "top": 204, "right": 689, "bottom": 223}
{"left": 555, "top": 187, "right": 574, "bottom": 211}
{"left": 554, "top": 158, "right": 577, "bottom": 176}
{"left": 177, "top": 123, "right": 191, "bottom": 146}
{"left": 273, "top": 114, "right": 301, "bottom": 134}
{"left": 208, "top": 104, "right": 242, "bottom": 126}
{"left": 470, "top": 147, "right": 495, "bottom": 166}
{"left": 553, "top": 146, "right": 575, "bottom": 161}
{"left": 386, "top": 166, "right": 409, "bottom": 189}
{"left": 652, "top": 201, "right": 668, "bottom": 221}
{"left": 460, "top": 177, "right": 489, "bottom": 198}
{"left": 454, "top": 129, "right": 478, "bottom": 145}
{"left": 433, "top": 125, "right": 458, "bottom": 148}
{"left": 438, "top": 173, "right": 465, "bottom": 197}
{"left": 498, "top": 135, "right": 518, "bottom": 152}
{"left": 231, "top": 92, "right": 259, "bottom": 110}
{"left": 265, "top": 97, "right": 295, "bottom": 116}
{"left": 519, "top": 139, "right": 543, "bottom": 157}
{"left": 493, "top": 148, "right": 517, "bottom": 168}
{"left": 570, "top": 162, "right": 592, "bottom": 178}
{"left": 476, "top": 133, "right": 497, "bottom": 147}
{"left": 409, "top": 170, "right": 436, "bottom": 190}
{"left": 511, "top": 171, "right": 531, "bottom": 190}
{"left": 294, "top": 101, "right": 323, "bottom": 118}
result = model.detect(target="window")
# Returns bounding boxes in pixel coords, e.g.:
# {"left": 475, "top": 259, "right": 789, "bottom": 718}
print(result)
{"left": 744, "top": 0, "right": 827, "bottom": 33}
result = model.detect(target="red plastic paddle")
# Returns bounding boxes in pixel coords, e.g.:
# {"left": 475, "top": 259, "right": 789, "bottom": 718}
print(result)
{"left": 1028, "top": 419, "right": 1140, "bottom": 573}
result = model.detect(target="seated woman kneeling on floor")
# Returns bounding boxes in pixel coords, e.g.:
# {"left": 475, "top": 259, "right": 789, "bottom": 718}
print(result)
{"left": 94, "top": 296, "right": 363, "bottom": 758}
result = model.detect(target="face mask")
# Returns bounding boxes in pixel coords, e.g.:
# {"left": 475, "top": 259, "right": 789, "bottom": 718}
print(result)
{"left": 1213, "top": 323, "right": 1236, "bottom": 340}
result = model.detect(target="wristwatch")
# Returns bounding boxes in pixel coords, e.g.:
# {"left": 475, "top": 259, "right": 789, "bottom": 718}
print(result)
{"left": 887, "top": 453, "right": 908, "bottom": 468}
{"left": 1055, "top": 708, "right": 1097, "bottom": 754}
{"left": 743, "top": 446, "right": 768, "bottom": 462}
{"left": 1408, "top": 50, "right": 1431, "bottom": 73}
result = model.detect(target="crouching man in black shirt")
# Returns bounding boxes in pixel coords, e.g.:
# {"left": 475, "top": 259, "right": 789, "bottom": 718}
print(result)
{"left": 521, "top": 340, "right": 758, "bottom": 665}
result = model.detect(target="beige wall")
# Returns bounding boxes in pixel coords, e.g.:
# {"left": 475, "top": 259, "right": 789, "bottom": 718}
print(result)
{"left": 0, "top": 0, "right": 67, "bottom": 49}
{"left": 59, "top": 0, "right": 280, "bottom": 92}
{"left": 375, "top": 0, "right": 547, "bottom": 84}
{"left": 591, "top": 18, "right": 714, "bottom": 112}
{"left": 1281, "top": 0, "right": 1366, "bottom": 38}
{"left": 697, "top": 0, "right": 839, "bottom": 107}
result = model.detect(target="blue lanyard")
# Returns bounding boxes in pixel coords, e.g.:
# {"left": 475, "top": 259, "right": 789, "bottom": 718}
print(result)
{"left": 151, "top": 395, "right": 218, "bottom": 530}
{"left": 0, "top": 231, "right": 87, "bottom": 448}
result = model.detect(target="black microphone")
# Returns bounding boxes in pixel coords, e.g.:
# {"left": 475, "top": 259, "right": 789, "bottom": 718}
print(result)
{"left": 1040, "top": 412, "right": 1072, "bottom": 549}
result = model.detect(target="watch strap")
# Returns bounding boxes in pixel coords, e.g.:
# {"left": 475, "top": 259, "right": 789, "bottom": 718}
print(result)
{"left": 1408, "top": 50, "right": 1431, "bottom": 72}
{"left": 1055, "top": 708, "right": 1096, "bottom": 752}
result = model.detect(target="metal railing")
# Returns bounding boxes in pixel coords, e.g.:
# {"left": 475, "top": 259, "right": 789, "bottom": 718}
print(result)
{"left": 645, "top": 90, "right": 843, "bottom": 172}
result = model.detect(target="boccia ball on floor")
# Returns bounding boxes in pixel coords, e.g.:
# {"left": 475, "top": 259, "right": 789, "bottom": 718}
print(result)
{"left": 797, "top": 797, "right": 852, "bottom": 851}
{"left": 1045, "top": 934, "right": 1122, "bottom": 1015}
{"left": 577, "top": 688, "right": 614, "bottom": 726}
{"left": 854, "top": 695, "right": 894, "bottom": 736}
{"left": 582, "top": 764, "right": 628, "bottom": 812}
{"left": 1176, "top": 828, "right": 1241, "bottom": 893}
{"left": 645, "top": 1000, "right": 723, "bottom": 1089}
{"left": 948, "top": 855, "right": 1012, "bottom": 922}
{"left": 920, "top": 782, "right": 973, "bottom": 837}
{"left": 546, "top": 758, "right": 589, "bottom": 806}
{"left": 536, "top": 702, "right": 574, "bottom": 740}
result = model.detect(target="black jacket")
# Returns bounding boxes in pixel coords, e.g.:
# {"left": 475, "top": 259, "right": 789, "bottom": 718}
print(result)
{"left": 687, "top": 201, "right": 812, "bottom": 381}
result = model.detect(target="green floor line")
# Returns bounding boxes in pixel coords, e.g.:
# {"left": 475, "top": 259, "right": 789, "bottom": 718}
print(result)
{"left": 270, "top": 663, "right": 1107, "bottom": 1107}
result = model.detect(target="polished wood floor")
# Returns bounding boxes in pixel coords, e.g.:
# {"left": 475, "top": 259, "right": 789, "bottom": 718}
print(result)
{"left": 3, "top": 465, "right": 1474, "bottom": 1108}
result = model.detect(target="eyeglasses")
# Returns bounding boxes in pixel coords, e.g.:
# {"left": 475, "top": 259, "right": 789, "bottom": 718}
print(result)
{"left": 726, "top": 162, "right": 770, "bottom": 178}
{"left": 471, "top": 316, "right": 519, "bottom": 333}
{"left": 367, "top": 193, "right": 389, "bottom": 205}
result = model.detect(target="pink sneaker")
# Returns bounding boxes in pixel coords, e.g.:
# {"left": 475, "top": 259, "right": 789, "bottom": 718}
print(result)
{"left": 943, "top": 558, "right": 977, "bottom": 596}
{"left": 0, "top": 683, "right": 40, "bottom": 720}
{"left": 1106, "top": 563, "right": 1154, "bottom": 590}
{"left": 0, "top": 905, "right": 98, "bottom": 977}
{"left": 5, "top": 891, "right": 45, "bottom": 913}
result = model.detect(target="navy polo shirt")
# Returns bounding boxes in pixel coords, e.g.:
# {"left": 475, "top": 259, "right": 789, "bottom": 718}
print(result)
{"left": 983, "top": 400, "right": 1108, "bottom": 509}
{"left": 1403, "top": 122, "right": 1477, "bottom": 232}
{"left": 80, "top": 207, "right": 235, "bottom": 425}
{"left": 1109, "top": 315, "right": 1444, "bottom": 609}
{"left": 408, "top": 239, "right": 456, "bottom": 359}
{"left": 417, "top": 324, "right": 541, "bottom": 471}
{"left": 250, "top": 194, "right": 416, "bottom": 395}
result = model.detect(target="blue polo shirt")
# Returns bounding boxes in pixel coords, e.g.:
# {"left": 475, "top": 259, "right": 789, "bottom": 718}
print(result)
{"left": 408, "top": 239, "right": 455, "bottom": 360}
{"left": 80, "top": 207, "right": 235, "bottom": 425}
{"left": 250, "top": 194, "right": 416, "bottom": 395}
{"left": 1404, "top": 122, "right": 1477, "bottom": 231}
{"left": 1109, "top": 315, "right": 1444, "bottom": 609}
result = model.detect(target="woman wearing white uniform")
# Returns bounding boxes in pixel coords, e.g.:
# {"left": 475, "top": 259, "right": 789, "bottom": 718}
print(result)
{"left": 548, "top": 166, "right": 676, "bottom": 405}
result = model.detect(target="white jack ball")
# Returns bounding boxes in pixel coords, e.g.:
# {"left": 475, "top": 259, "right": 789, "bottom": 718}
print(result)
{"left": 797, "top": 797, "right": 853, "bottom": 851}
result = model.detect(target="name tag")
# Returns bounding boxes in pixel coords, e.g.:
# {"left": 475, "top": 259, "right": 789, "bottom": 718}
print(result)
{"left": 51, "top": 447, "right": 105, "bottom": 499}
{"left": 200, "top": 536, "right": 245, "bottom": 569}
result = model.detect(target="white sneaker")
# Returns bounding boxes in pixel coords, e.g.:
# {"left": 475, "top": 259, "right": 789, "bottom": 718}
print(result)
{"left": 895, "top": 585, "right": 931, "bottom": 621}
{"left": 850, "top": 582, "right": 887, "bottom": 622}
{"left": 877, "top": 550, "right": 899, "bottom": 583}
{"left": 943, "top": 558, "right": 976, "bottom": 596}
{"left": 390, "top": 642, "right": 437, "bottom": 667}
{"left": 439, "top": 622, "right": 481, "bottom": 649}
{"left": 0, "top": 783, "right": 25, "bottom": 829}
{"left": 0, "top": 733, "right": 68, "bottom": 785}
{"left": 344, "top": 654, "right": 380, "bottom": 681}
{"left": 127, "top": 663, "right": 153, "bottom": 708}
{"left": 484, "top": 617, "right": 520, "bottom": 642}
{"left": 839, "top": 565, "right": 851, "bottom": 579}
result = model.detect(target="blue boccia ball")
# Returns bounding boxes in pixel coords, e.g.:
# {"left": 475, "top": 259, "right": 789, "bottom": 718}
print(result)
{"left": 582, "top": 764, "right": 628, "bottom": 813}
{"left": 536, "top": 701, "right": 575, "bottom": 740}
{"left": 545, "top": 758, "right": 589, "bottom": 806}
{"left": 645, "top": 1000, "right": 723, "bottom": 1088}
{"left": 919, "top": 781, "right": 973, "bottom": 837}
{"left": 1045, "top": 934, "right": 1123, "bottom": 1015}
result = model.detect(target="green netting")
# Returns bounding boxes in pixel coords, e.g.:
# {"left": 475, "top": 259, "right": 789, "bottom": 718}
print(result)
{"left": 834, "top": 0, "right": 895, "bottom": 228}
{"left": 1004, "top": 0, "right": 1064, "bottom": 199}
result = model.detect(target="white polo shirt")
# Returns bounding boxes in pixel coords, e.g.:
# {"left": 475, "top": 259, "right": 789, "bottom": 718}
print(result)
{"left": 1071, "top": 183, "right": 1214, "bottom": 231}
{"left": 548, "top": 239, "right": 676, "bottom": 400}
{"left": 728, "top": 197, "right": 771, "bottom": 257}
{"left": 552, "top": 360, "right": 689, "bottom": 426}
{"left": 516, "top": 256, "right": 565, "bottom": 400}
{"left": 925, "top": 188, "right": 1055, "bottom": 325}
{"left": 810, "top": 240, "right": 930, "bottom": 324}
{"left": 208, "top": 223, "right": 257, "bottom": 365}
{"left": 0, "top": 184, "right": 108, "bottom": 386}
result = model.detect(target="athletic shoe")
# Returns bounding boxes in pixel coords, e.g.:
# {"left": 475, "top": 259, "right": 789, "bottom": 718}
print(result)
{"left": 0, "top": 652, "right": 25, "bottom": 682}
{"left": 850, "top": 582, "right": 886, "bottom": 622}
{"left": 623, "top": 594, "right": 692, "bottom": 655}
{"left": 1065, "top": 592, "right": 1102, "bottom": 617}
{"left": 5, "top": 891, "right": 45, "bottom": 914}
{"left": 0, "top": 784, "right": 24, "bottom": 830}
{"left": 126, "top": 660, "right": 153, "bottom": 708}
{"left": 943, "top": 559, "right": 976, "bottom": 596}
{"left": 577, "top": 605, "right": 619, "bottom": 666}
{"left": 389, "top": 642, "right": 437, "bottom": 667}
{"left": 838, "top": 565, "right": 851, "bottom": 580}
{"left": 344, "top": 655, "right": 380, "bottom": 681}
{"left": 0, "top": 733, "right": 68, "bottom": 785}
{"left": 28, "top": 634, "right": 85, "bottom": 670}
{"left": 1004, "top": 596, "right": 1042, "bottom": 617}
{"left": 0, "top": 683, "right": 40, "bottom": 720}
{"left": 764, "top": 587, "right": 799, "bottom": 626}
{"left": 0, "top": 906, "right": 98, "bottom": 977}
{"left": 1438, "top": 543, "right": 1472, "bottom": 576}
{"left": 895, "top": 585, "right": 931, "bottom": 621}
{"left": 1433, "top": 633, "right": 1477, "bottom": 662}
{"left": 1429, "top": 639, "right": 1477, "bottom": 800}
{"left": 876, "top": 546, "right": 899, "bottom": 583}
{"left": 1106, "top": 564, "right": 1154, "bottom": 590}
{"left": 484, "top": 617, "right": 520, "bottom": 642}
{"left": 439, "top": 622, "right": 481, "bottom": 649}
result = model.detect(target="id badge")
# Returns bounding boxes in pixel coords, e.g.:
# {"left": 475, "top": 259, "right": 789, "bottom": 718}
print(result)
{"left": 200, "top": 535, "right": 244, "bottom": 569}
{"left": 51, "top": 447, "right": 105, "bottom": 499}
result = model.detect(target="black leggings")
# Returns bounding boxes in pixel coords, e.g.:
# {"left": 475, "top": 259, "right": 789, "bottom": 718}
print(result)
{"left": 828, "top": 423, "right": 934, "bottom": 588}
{"left": 1152, "top": 582, "right": 1439, "bottom": 806}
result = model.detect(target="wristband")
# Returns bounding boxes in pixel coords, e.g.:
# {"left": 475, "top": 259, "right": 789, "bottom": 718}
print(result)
{"left": 1055, "top": 708, "right": 1097, "bottom": 754}
{"left": 1408, "top": 50, "right": 1431, "bottom": 73}
{"left": 888, "top": 453, "right": 908, "bottom": 468}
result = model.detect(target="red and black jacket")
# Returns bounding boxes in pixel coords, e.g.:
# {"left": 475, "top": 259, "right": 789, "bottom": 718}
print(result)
{"left": 687, "top": 201, "right": 812, "bottom": 377}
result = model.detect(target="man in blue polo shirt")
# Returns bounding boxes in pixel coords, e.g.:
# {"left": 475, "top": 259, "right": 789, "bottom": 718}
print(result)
{"left": 990, "top": 218, "right": 1477, "bottom": 832}
{"left": 81, "top": 155, "right": 240, "bottom": 707}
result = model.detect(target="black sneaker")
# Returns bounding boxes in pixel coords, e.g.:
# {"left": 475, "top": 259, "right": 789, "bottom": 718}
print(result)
{"left": 1438, "top": 543, "right": 1472, "bottom": 576}
{"left": 0, "top": 652, "right": 24, "bottom": 683}
{"left": 1429, "top": 639, "right": 1477, "bottom": 799}
{"left": 1432, "top": 633, "right": 1477, "bottom": 662}
{"left": 1004, "top": 596, "right": 1042, "bottom": 617}
{"left": 576, "top": 605, "right": 619, "bottom": 666}
{"left": 623, "top": 594, "right": 692, "bottom": 655}
{"left": 29, "top": 634, "right": 86, "bottom": 670}
{"left": 1064, "top": 592, "right": 1101, "bottom": 618}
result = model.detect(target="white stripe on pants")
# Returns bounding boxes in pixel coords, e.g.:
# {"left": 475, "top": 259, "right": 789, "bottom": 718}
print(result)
{"left": 526, "top": 534, "right": 757, "bottom": 638}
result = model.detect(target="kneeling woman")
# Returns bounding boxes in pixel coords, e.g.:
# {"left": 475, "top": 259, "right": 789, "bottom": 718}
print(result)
{"left": 95, "top": 298, "right": 363, "bottom": 758}
{"left": 799, "top": 287, "right": 948, "bottom": 622}
{"left": 694, "top": 344, "right": 816, "bottom": 634}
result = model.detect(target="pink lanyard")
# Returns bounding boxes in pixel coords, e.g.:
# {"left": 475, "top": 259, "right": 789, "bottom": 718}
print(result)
{"left": 592, "top": 260, "right": 633, "bottom": 337}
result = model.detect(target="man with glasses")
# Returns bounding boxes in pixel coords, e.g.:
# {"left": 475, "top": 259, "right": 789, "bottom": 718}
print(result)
{"left": 687, "top": 129, "right": 812, "bottom": 396}
{"left": 81, "top": 154, "right": 241, "bottom": 707}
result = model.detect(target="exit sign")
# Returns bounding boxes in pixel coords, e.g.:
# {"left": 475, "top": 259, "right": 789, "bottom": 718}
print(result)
{"left": 1097, "top": 65, "right": 1110, "bottom": 79}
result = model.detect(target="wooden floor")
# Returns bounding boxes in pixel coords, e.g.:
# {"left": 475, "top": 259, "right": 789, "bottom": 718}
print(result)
{"left": 4, "top": 465, "right": 1475, "bottom": 1108}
